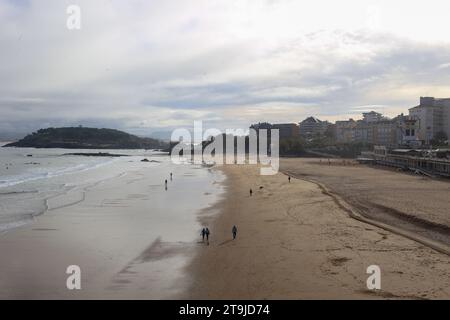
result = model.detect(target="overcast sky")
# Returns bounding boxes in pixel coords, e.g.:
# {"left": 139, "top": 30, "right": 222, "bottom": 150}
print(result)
{"left": 1, "top": 0, "right": 450, "bottom": 139}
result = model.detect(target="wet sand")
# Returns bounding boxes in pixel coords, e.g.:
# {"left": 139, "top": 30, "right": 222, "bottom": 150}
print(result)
{"left": 0, "top": 162, "right": 223, "bottom": 299}
{"left": 184, "top": 164, "right": 450, "bottom": 299}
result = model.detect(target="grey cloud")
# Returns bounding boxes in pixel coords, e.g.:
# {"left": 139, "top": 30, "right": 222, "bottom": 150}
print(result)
{"left": 2, "top": 1, "right": 450, "bottom": 140}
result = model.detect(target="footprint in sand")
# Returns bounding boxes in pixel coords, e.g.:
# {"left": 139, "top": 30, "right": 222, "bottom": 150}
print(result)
{"left": 329, "top": 257, "right": 351, "bottom": 267}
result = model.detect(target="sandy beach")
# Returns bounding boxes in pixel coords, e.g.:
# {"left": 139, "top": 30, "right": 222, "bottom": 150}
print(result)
{"left": 281, "top": 158, "right": 450, "bottom": 249}
{"left": 183, "top": 163, "right": 450, "bottom": 299}
{"left": 1, "top": 158, "right": 449, "bottom": 299}
{"left": 0, "top": 158, "right": 224, "bottom": 299}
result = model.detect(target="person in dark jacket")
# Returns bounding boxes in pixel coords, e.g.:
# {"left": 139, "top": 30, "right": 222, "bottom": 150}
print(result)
{"left": 201, "top": 228, "right": 206, "bottom": 241}
{"left": 205, "top": 228, "right": 210, "bottom": 241}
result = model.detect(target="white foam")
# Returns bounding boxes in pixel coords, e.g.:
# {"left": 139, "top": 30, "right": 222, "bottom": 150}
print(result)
{"left": 0, "top": 158, "right": 117, "bottom": 189}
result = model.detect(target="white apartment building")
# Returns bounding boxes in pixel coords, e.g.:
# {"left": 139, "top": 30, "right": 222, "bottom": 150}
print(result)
{"left": 409, "top": 97, "right": 450, "bottom": 145}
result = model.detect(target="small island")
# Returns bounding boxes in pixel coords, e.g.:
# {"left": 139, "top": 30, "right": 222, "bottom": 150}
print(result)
{"left": 3, "top": 127, "right": 168, "bottom": 150}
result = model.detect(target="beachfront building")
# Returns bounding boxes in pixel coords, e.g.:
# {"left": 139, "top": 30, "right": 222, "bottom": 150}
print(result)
{"left": 336, "top": 111, "right": 388, "bottom": 144}
{"left": 299, "top": 117, "right": 330, "bottom": 138}
{"left": 394, "top": 114, "right": 421, "bottom": 147}
{"left": 250, "top": 122, "right": 272, "bottom": 131}
{"left": 362, "top": 111, "right": 385, "bottom": 123}
{"left": 367, "top": 116, "right": 420, "bottom": 148}
{"left": 366, "top": 146, "right": 450, "bottom": 178}
{"left": 371, "top": 119, "right": 397, "bottom": 147}
{"left": 335, "top": 119, "right": 357, "bottom": 143}
{"left": 409, "top": 97, "right": 450, "bottom": 145}
{"left": 272, "top": 123, "right": 300, "bottom": 139}
{"left": 354, "top": 120, "right": 371, "bottom": 143}
{"left": 249, "top": 122, "right": 299, "bottom": 139}
{"left": 335, "top": 111, "right": 421, "bottom": 148}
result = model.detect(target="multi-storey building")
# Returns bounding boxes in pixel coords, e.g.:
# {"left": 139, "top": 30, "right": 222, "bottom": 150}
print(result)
{"left": 354, "top": 120, "right": 370, "bottom": 143}
{"left": 362, "top": 111, "right": 385, "bottom": 123}
{"left": 409, "top": 97, "right": 450, "bottom": 144}
{"left": 371, "top": 120, "right": 397, "bottom": 147}
{"left": 272, "top": 123, "right": 300, "bottom": 139}
{"left": 250, "top": 122, "right": 299, "bottom": 140}
{"left": 335, "top": 108, "right": 426, "bottom": 147}
{"left": 299, "top": 117, "right": 330, "bottom": 138}
{"left": 335, "top": 119, "right": 357, "bottom": 143}
{"left": 394, "top": 114, "right": 421, "bottom": 147}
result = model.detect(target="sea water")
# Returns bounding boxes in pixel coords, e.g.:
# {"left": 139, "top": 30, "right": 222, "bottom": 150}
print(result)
{"left": 0, "top": 144, "right": 227, "bottom": 298}
{"left": 0, "top": 145, "right": 225, "bottom": 234}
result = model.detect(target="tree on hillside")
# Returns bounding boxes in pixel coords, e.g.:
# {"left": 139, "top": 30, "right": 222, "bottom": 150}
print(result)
{"left": 279, "top": 138, "right": 305, "bottom": 156}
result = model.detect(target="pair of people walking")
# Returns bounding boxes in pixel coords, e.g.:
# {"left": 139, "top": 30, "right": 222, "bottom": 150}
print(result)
{"left": 201, "top": 227, "right": 210, "bottom": 243}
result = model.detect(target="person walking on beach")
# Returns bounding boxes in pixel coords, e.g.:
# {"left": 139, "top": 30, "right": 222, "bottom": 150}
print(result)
{"left": 249, "top": 188, "right": 253, "bottom": 196}
{"left": 232, "top": 225, "right": 237, "bottom": 240}
{"left": 165, "top": 179, "right": 168, "bottom": 190}
{"left": 288, "top": 175, "right": 291, "bottom": 183}
{"left": 205, "top": 228, "right": 210, "bottom": 242}
{"left": 170, "top": 172, "right": 173, "bottom": 180}
{"left": 201, "top": 228, "right": 206, "bottom": 242}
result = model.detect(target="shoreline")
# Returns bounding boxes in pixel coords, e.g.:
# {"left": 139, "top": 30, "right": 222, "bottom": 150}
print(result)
{"left": 0, "top": 160, "right": 224, "bottom": 299}
{"left": 1, "top": 159, "right": 448, "bottom": 299}
{"left": 182, "top": 164, "right": 450, "bottom": 299}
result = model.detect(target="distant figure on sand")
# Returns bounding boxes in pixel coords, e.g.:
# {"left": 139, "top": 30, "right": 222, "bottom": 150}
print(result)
{"left": 205, "top": 228, "right": 210, "bottom": 242}
{"left": 288, "top": 175, "right": 291, "bottom": 183}
{"left": 165, "top": 179, "right": 168, "bottom": 190}
{"left": 170, "top": 172, "right": 173, "bottom": 180}
{"left": 201, "top": 228, "right": 206, "bottom": 241}
{"left": 232, "top": 225, "right": 237, "bottom": 240}
{"left": 249, "top": 189, "right": 253, "bottom": 196}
